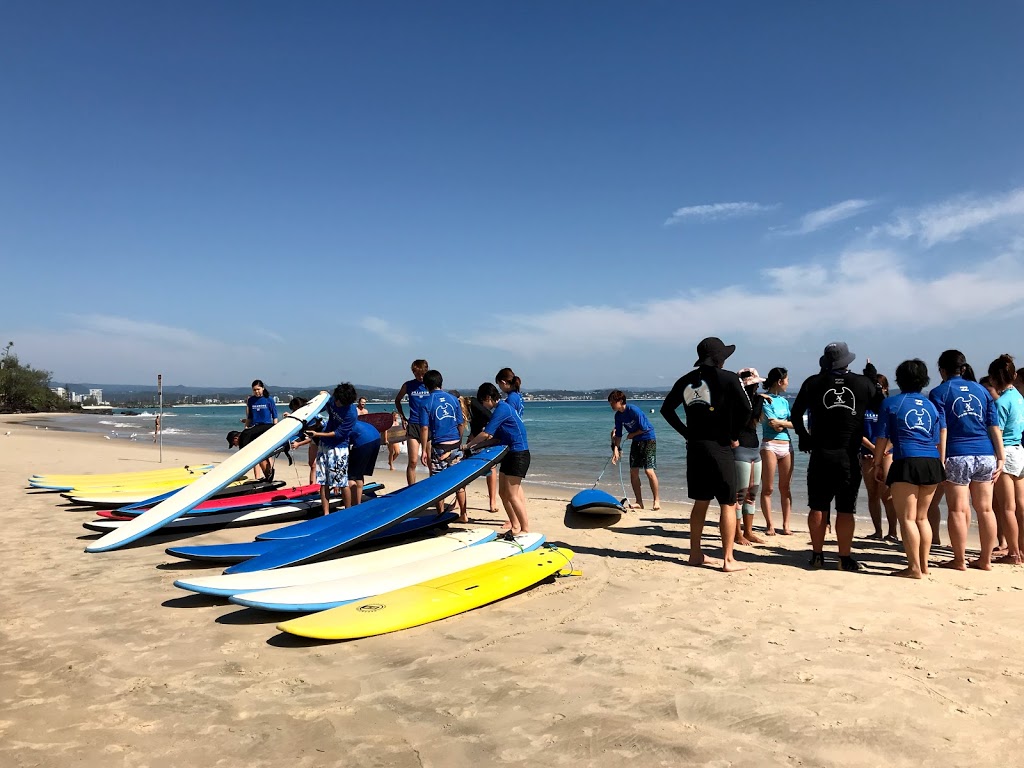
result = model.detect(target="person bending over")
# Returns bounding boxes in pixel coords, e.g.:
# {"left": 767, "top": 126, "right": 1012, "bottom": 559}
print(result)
{"left": 608, "top": 389, "right": 660, "bottom": 511}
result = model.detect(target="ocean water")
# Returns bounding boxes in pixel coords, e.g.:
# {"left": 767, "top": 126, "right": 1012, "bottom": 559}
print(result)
{"left": 29, "top": 398, "right": 820, "bottom": 512}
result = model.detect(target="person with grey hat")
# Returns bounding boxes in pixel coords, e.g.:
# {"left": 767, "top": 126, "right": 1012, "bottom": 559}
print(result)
{"left": 791, "top": 342, "right": 877, "bottom": 571}
{"left": 660, "top": 337, "right": 752, "bottom": 572}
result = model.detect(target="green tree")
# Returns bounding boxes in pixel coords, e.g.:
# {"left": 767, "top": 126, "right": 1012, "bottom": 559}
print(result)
{"left": 0, "top": 342, "right": 73, "bottom": 412}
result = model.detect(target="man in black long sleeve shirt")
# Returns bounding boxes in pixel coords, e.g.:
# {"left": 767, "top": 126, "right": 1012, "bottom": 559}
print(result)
{"left": 791, "top": 341, "right": 877, "bottom": 571}
{"left": 661, "top": 337, "right": 751, "bottom": 572}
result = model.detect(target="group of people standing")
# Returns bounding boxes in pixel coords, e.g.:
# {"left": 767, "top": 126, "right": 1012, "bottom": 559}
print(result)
{"left": 658, "top": 337, "right": 1024, "bottom": 577}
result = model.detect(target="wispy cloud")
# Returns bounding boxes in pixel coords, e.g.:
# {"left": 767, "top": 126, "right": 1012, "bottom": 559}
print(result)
{"left": 461, "top": 247, "right": 1024, "bottom": 359}
{"left": 664, "top": 201, "right": 777, "bottom": 226}
{"left": 785, "top": 198, "right": 874, "bottom": 235}
{"left": 358, "top": 316, "right": 409, "bottom": 347}
{"left": 66, "top": 314, "right": 220, "bottom": 349}
{"left": 882, "top": 187, "right": 1024, "bottom": 247}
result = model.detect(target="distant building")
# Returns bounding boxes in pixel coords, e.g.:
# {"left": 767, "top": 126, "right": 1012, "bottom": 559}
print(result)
{"left": 89, "top": 388, "right": 104, "bottom": 404}
{"left": 51, "top": 386, "right": 66, "bottom": 399}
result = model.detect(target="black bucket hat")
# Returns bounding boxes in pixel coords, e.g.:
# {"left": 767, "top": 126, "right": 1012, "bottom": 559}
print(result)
{"left": 694, "top": 337, "right": 736, "bottom": 367}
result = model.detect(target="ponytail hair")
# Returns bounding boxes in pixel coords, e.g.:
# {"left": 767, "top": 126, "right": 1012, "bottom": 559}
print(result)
{"left": 987, "top": 354, "right": 1017, "bottom": 390}
{"left": 495, "top": 367, "right": 521, "bottom": 392}
{"left": 251, "top": 379, "right": 271, "bottom": 397}
{"left": 937, "top": 349, "right": 971, "bottom": 379}
{"left": 961, "top": 363, "right": 977, "bottom": 382}
{"left": 764, "top": 367, "right": 787, "bottom": 391}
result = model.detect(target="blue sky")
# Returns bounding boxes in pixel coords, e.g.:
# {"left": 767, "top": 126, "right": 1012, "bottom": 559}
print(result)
{"left": 2, "top": 2, "right": 1023, "bottom": 390}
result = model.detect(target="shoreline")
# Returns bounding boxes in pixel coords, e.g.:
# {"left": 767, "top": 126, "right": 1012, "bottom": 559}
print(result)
{"left": 2, "top": 414, "right": 1021, "bottom": 766}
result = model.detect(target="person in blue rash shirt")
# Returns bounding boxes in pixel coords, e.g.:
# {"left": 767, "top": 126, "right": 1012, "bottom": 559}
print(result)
{"left": 244, "top": 379, "right": 278, "bottom": 481}
{"left": 305, "top": 383, "right": 359, "bottom": 515}
{"left": 608, "top": 389, "right": 661, "bottom": 511}
{"left": 988, "top": 354, "right": 1024, "bottom": 565}
{"left": 419, "top": 369, "right": 468, "bottom": 521}
{"left": 348, "top": 417, "right": 381, "bottom": 508}
{"left": 495, "top": 367, "right": 525, "bottom": 417}
{"left": 873, "top": 359, "right": 946, "bottom": 579}
{"left": 860, "top": 366, "right": 897, "bottom": 542}
{"left": 929, "top": 350, "right": 1003, "bottom": 570}
{"left": 394, "top": 359, "right": 431, "bottom": 487}
{"left": 464, "top": 382, "right": 531, "bottom": 535}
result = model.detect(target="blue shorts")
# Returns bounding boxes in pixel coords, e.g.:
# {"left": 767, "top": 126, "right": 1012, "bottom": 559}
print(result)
{"left": 315, "top": 445, "right": 349, "bottom": 491}
{"left": 429, "top": 442, "right": 464, "bottom": 474}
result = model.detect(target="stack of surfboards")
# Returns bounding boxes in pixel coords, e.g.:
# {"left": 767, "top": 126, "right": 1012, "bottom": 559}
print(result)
{"left": 28, "top": 464, "right": 215, "bottom": 492}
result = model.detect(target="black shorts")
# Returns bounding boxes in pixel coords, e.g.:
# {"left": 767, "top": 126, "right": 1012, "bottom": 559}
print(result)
{"left": 807, "top": 448, "right": 861, "bottom": 513}
{"left": 406, "top": 423, "right": 423, "bottom": 441}
{"left": 629, "top": 439, "right": 657, "bottom": 470}
{"left": 238, "top": 422, "right": 275, "bottom": 450}
{"left": 348, "top": 436, "right": 381, "bottom": 481}
{"left": 886, "top": 457, "right": 945, "bottom": 487}
{"left": 686, "top": 440, "right": 737, "bottom": 505}
{"left": 500, "top": 449, "right": 531, "bottom": 478}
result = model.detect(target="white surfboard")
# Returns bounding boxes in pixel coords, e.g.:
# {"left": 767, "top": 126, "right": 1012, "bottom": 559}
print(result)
{"left": 86, "top": 393, "right": 330, "bottom": 553}
{"left": 174, "top": 528, "right": 497, "bottom": 597}
{"left": 82, "top": 503, "right": 318, "bottom": 533}
{"left": 230, "top": 533, "right": 545, "bottom": 612}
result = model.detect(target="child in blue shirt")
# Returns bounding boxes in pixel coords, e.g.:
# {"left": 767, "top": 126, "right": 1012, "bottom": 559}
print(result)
{"left": 419, "top": 369, "right": 468, "bottom": 521}
{"left": 608, "top": 389, "right": 660, "bottom": 511}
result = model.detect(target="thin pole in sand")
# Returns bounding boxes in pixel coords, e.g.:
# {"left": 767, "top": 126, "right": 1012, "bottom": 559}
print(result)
{"left": 157, "top": 373, "right": 163, "bottom": 463}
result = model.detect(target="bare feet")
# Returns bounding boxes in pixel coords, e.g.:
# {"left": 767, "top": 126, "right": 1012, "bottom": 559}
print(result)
{"left": 734, "top": 535, "right": 752, "bottom": 546}
{"left": 746, "top": 532, "right": 765, "bottom": 544}
{"left": 458, "top": 514, "right": 469, "bottom": 524}
{"left": 866, "top": 531, "right": 884, "bottom": 540}
{"left": 780, "top": 528, "right": 793, "bottom": 536}
{"left": 687, "top": 553, "right": 722, "bottom": 569}
{"left": 938, "top": 559, "right": 966, "bottom": 571}
{"left": 765, "top": 526, "right": 776, "bottom": 536}
{"left": 628, "top": 501, "right": 645, "bottom": 510}
{"left": 891, "top": 567, "right": 923, "bottom": 579}
{"left": 498, "top": 523, "right": 513, "bottom": 532}
{"left": 722, "top": 559, "right": 747, "bottom": 573}
{"left": 995, "top": 552, "right": 1023, "bottom": 564}
{"left": 968, "top": 559, "right": 992, "bottom": 571}
{"left": 652, "top": 504, "right": 661, "bottom": 511}
{"left": 884, "top": 534, "right": 900, "bottom": 544}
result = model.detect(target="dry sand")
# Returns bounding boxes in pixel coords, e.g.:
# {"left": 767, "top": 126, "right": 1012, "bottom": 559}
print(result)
{"left": 2, "top": 414, "right": 1022, "bottom": 768}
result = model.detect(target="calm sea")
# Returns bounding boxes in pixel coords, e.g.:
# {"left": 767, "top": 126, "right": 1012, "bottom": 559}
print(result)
{"left": 29, "top": 398, "right": 819, "bottom": 511}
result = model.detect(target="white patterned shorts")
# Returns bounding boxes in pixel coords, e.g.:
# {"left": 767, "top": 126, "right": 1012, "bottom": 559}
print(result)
{"left": 944, "top": 455, "right": 997, "bottom": 485}
{"left": 315, "top": 444, "right": 349, "bottom": 491}
{"left": 1004, "top": 444, "right": 1024, "bottom": 479}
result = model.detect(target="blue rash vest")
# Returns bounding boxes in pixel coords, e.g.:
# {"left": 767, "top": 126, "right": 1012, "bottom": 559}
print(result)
{"left": 614, "top": 403, "right": 656, "bottom": 442}
{"left": 483, "top": 399, "right": 529, "bottom": 452}
{"left": 505, "top": 391, "right": 525, "bottom": 418}
{"left": 246, "top": 395, "right": 278, "bottom": 425}
{"left": 403, "top": 379, "right": 431, "bottom": 426}
{"left": 878, "top": 393, "right": 945, "bottom": 460}
{"left": 761, "top": 394, "right": 791, "bottom": 442}
{"left": 318, "top": 401, "right": 357, "bottom": 449}
{"left": 997, "top": 387, "right": 1024, "bottom": 447}
{"left": 424, "top": 390, "right": 464, "bottom": 445}
{"left": 928, "top": 377, "right": 998, "bottom": 457}
{"left": 350, "top": 419, "right": 380, "bottom": 448}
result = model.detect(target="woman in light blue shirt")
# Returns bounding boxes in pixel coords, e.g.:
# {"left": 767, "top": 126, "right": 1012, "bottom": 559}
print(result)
{"left": 989, "top": 354, "right": 1024, "bottom": 564}
{"left": 758, "top": 367, "right": 794, "bottom": 535}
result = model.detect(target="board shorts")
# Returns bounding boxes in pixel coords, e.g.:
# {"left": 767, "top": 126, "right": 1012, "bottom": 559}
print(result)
{"left": 1004, "top": 444, "right": 1024, "bottom": 478}
{"left": 629, "top": 439, "right": 657, "bottom": 470}
{"left": 945, "top": 454, "right": 997, "bottom": 486}
{"left": 807, "top": 448, "right": 862, "bottom": 513}
{"left": 429, "top": 442, "right": 464, "bottom": 474}
{"left": 886, "top": 457, "right": 946, "bottom": 487}
{"left": 760, "top": 439, "right": 792, "bottom": 460}
{"left": 348, "top": 435, "right": 381, "bottom": 481}
{"left": 500, "top": 449, "right": 531, "bottom": 478}
{"left": 315, "top": 444, "right": 349, "bottom": 491}
{"left": 405, "top": 422, "right": 423, "bottom": 441}
{"left": 686, "top": 440, "right": 736, "bottom": 505}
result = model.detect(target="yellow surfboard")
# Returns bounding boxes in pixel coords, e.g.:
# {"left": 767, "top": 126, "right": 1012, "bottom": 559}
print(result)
{"left": 30, "top": 465, "right": 213, "bottom": 490}
{"left": 65, "top": 477, "right": 254, "bottom": 506}
{"left": 277, "top": 547, "right": 578, "bottom": 640}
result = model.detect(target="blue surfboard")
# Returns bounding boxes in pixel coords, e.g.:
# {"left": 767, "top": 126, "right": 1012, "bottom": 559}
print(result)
{"left": 568, "top": 488, "right": 627, "bottom": 515}
{"left": 222, "top": 446, "right": 506, "bottom": 574}
{"left": 165, "top": 510, "right": 460, "bottom": 563}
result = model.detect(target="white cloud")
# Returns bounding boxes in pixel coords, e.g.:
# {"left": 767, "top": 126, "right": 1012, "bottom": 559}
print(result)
{"left": 786, "top": 199, "right": 874, "bottom": 235}
{"left": 461, "top": 248, "right": 1024, "bottom": 359}
{"left": 66, "top": 314, "right": 220, "bottom": 349}
{"left": 882, "top": 187, "right": 1024, "bottom": 247}
{"left": 358, "top": 316, "right": 409, "bottom": 347}
{"left": 664, "top": 201, "right": 777, "bottom": 226}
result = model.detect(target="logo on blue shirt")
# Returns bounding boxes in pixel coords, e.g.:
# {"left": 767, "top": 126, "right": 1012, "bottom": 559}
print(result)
{"left": 952, "top": 394, "right": 983, "bottom": 420}
{"left": 904, "top": 405, "right": 932, "bottom": 433}
{"left": 434, "top": 401, "right": 456, "bottom": 421}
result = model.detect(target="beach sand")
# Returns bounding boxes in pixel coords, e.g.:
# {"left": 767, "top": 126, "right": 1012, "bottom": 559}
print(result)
{"left": 2, "top": 414, "right": 1022, "bottom": 768}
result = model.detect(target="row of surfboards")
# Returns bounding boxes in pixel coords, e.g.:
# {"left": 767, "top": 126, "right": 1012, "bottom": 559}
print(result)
{"left": 32, "top": 394, "right": 579, "bottom": 639}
